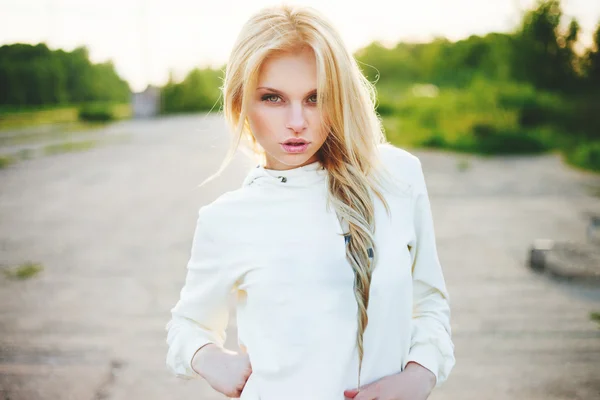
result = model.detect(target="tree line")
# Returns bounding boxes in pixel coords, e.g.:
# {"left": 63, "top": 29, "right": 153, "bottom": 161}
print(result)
{"left": 1, "top": 1, "right": 597, "bottom": 112}
{"left": 0, "top": 43, "right": 130, "bottom": 107}
{"left": 160, "top": 1, "right": 600, "bottom": 117}
{"left": 355, "top": 0, "right": 600, "bottom": 94}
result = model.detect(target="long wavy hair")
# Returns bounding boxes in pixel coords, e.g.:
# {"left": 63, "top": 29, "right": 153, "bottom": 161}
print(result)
{"left": 202, "top": 4, "right": 394, "bottom": 387}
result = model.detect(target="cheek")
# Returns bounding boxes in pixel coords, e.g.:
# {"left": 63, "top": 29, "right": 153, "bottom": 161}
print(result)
{"left": 307, "top": 110, "right": 328, "bottom": 142}
{"left": 248, "top": 106, "right": 281, "bottom": 140}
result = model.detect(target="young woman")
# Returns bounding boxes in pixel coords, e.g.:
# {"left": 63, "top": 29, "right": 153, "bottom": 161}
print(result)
{"left": 165, "top": 5, "right": 455, "bottom": 400}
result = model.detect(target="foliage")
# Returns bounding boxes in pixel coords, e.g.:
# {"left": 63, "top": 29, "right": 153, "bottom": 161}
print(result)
{"left": 511, "top": 0, "right": 581, "bottom": 92}
{"left": 357, "top": 0, "right": 600, "bottom": 170}
{"left": 78, "top": 103, "right": 116, "bottom": 122}
{"left": 380, "top": 80, "right": 564, "bottom": 154}
{"left": 564, "top": 141, "right": 600, "bottom": 172}
{"left": 0, "top": 43, "right": 130, "bottom": 107}
{"left": 160, "top": 68, "right": 223, "bottom": 113}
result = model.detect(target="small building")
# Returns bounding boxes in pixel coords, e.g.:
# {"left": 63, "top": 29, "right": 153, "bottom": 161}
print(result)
{"left": 131, "top": 85, "right": 160, "bottom": 118}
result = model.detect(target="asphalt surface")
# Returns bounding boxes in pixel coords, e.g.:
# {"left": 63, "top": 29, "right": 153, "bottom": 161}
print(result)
{"left": 1, "top": 113, "right": 599, "bottom": 400}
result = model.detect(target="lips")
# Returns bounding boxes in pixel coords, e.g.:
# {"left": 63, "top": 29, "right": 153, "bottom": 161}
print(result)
{"left": 281, "top": 139, "right": 310, "bottom": 154}
{"left": 283, "top": 138, "right": 309, "bottom": 145}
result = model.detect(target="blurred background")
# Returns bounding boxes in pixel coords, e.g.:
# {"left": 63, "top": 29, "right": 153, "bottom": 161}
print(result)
{"left": 0, "top": 0, "right": 599, "bottom": 169}
{"left": 0, "top": 1, "right": 599, "bottom": 399}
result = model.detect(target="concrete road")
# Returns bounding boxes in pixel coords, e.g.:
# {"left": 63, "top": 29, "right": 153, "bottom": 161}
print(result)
{"left": 0, "top": 113, "right": 599, "bottom": 400}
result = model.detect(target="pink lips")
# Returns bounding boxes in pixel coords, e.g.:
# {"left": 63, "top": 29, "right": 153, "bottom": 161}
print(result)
{"left": 281, "top": 139, "right": 310, "bottom": 154}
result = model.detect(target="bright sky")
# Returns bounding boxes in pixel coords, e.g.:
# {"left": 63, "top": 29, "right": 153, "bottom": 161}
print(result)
{"left": 1, "top": 0, "right": 599, "bottom": 91}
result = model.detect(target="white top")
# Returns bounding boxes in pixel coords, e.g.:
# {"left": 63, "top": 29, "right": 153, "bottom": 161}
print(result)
{"left": 165, "top": 143, "right": 455, "bottom": 399}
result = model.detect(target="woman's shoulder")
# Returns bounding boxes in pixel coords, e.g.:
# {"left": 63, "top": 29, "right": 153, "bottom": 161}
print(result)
{"left": 377, "top": 143, "right": 420, "bottom": 169}
{"left": 375, "top": 143, "right": 423, "bottom": 196}
{"left": 194, "top": 184, "right": 262, "bottom": 236}
{"left": 197, "top": 186, "right": 251, "bottom": 216}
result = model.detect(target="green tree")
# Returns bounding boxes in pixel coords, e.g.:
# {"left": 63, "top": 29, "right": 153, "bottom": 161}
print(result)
{"left": 512, "top": 0, "right": 580, "bottom": 91}
{"left": 583, "top": 22, "right": 600, "bottom": 90}
{"left": 0, "top": 43, "right": 130, "bottom": 107}
{"left": 160, "top": 67, "right": 223, "bottom": 113}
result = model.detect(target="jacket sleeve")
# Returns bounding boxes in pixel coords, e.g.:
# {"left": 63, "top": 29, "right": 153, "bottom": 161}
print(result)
{"left": 165, "top": 205, "right": 238, "bottom": 379}
{"left": 405, "top": 156, "right": 456, "bottom": 388}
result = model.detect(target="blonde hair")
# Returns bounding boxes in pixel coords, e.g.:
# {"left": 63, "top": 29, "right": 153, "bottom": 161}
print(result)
{"left": 203, "top": 4, "right": 394, "bottom": 387}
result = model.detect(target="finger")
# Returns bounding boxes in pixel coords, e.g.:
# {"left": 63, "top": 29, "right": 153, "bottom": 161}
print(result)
{"left": 344, "top": 388, "right": 376, "bottom": 400}
{"left": 352, "top": 387, "right": 378, "bottom": 400}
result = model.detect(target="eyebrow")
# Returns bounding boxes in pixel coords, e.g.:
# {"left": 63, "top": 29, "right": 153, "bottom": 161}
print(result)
{"left": 256, "top": 87, "right": 317, "bottom": 96}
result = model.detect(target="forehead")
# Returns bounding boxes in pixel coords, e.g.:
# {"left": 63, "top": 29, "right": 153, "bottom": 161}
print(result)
{"left": 257, "top": 48, "right": 317, "bottom": 89}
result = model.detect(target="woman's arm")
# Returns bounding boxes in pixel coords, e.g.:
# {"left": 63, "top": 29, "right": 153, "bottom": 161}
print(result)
{"left": 405, "top": 155, "right": 456, "bottom": 388}
{"left": 165, "top": 205, "right": 238, "bottom": 379}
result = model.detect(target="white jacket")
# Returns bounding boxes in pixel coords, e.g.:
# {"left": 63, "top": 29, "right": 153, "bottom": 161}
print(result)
{"left": 165, "top": 143, "right": 455, "bottom": 399}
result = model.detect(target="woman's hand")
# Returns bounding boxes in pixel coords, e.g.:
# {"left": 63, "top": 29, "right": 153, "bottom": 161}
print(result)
{"left": 343, "top": 362, "right": 436, "bottom": 400}
{"left": 192, "top": 343, "right": 253, "bottom": 398}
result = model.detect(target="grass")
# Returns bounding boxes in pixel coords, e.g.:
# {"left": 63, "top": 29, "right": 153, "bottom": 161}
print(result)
{"left": 0, "top": 121, "right": 107, "bottom": 146}
{"left": 0, "top": 134, "right": 130, "bottom": 169}
{"left": 591, "top": 311, "right": 600, "bottom": 328}
{"left": 0, "top": 102, "right": 132, "bottom": 169}
{"left": 0, "top": 103, "right": 131, "bottom": 130}
{"left": 0, "top": 154, "right": 16, "bottom": 169}
{"left": 456, "top": 158, "right": 471, "bottom": 171}
{"left": 43, "top": 139, "right": 99, "bottom": 155}
{"left": 2, "top": 262, "right": 44, "bottom": 280}
{"left": 0, "top": 105, "right": 78, "bottom": 129}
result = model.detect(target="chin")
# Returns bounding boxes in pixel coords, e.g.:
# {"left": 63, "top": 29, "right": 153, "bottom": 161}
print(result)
{"left": 270, "top": 152, "right": 316, "bottom": 168}
{"left": 284, "top": 153, "right": 316, "bottom": 164}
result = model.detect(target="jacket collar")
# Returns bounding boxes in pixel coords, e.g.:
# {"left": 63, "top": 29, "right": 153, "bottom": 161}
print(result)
{"left": 242, "top": 160, "right": 328, "bottom": 188}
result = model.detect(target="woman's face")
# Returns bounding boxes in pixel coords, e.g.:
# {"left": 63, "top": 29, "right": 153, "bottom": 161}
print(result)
{"left": 247, "top": 47, "right": 329, "bottom": 171}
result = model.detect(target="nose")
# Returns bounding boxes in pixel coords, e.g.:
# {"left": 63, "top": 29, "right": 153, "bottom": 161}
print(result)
{"left": 285, "top": 103, "right": 307, "bottom": 133}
